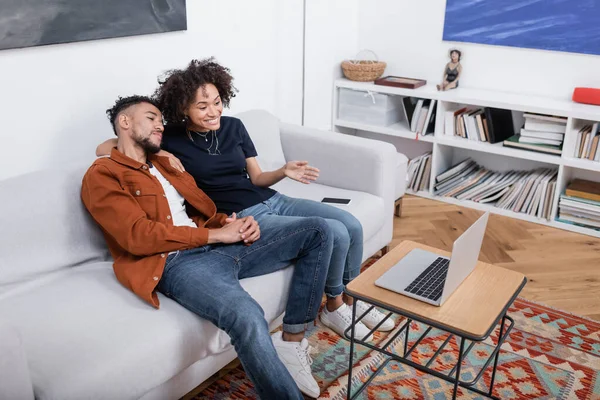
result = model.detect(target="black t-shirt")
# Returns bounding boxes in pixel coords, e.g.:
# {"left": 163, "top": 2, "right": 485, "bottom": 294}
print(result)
{"left": 161, "top": 117, "right": 276, "bottom": 215}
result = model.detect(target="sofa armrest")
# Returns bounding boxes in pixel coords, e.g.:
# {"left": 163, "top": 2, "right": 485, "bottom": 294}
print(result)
{"left": 279, "top": 123, "right": 398, "bottom": 202}
{"left": 0, "top": 323, "right": 34, "bottom": 400}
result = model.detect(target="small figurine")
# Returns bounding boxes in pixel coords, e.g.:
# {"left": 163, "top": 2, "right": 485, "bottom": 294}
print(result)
{"left": 437, "top": 49, "right": 462, "bottom": 91}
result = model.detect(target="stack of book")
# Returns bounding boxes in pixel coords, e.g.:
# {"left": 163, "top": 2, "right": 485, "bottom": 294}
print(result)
{"left": 444, "top": 107, "right": 515, "bottom": 143}
{"left": 573, "top": 123, "right": 600, "bottom": 161}
{"left": 557, "top": 179, "right": 600, "bottom": 230}
{"left": 434, "top": 158, "right": 557, "bottom": 220}
{"left": 406, "top": 152, "right": 432, "bottom": 192}
{"left": 403, "top": 98, "right": 437, "bottom": 136}
{"left": 503, "top": 113, "right": 566, "bottom": 156}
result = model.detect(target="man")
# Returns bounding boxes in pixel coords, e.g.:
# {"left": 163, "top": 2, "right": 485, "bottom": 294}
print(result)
{"left": 81, "top": 95, "right": 333, "bottom": 399}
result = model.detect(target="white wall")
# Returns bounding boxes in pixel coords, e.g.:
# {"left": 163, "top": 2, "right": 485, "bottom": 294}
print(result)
{"left": 0, "top": 0, "right": 303, "bottom": 180}
{"left": 303, "top": 0, "right": 359, "bottom": 130}
{"left": 358, "top": 0, "right": 600, "bottom": 100}
{"left": 304, "top": 0, "right": 600, "bottom": 132}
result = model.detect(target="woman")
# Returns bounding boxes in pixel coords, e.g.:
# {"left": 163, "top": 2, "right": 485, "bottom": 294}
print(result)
{"left": 97, "top": 58, "right": 393, "bottom": 339}
{"left": 437, "top": 49, "right": 462, "bottom": 91}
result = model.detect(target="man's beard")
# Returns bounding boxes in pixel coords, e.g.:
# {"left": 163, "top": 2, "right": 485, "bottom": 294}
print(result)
{"left": 134, "top": 134, "right": 161, "bottom": 154}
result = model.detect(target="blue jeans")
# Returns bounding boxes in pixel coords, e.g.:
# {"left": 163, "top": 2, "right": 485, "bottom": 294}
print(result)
{"left": 238, "top": 192, "right": 364, "bottom": 298}
{"left": 157, "top": 216, "right": 333, "bottom": 400}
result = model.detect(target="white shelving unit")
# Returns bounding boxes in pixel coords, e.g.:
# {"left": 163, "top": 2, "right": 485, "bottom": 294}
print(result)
{"left": 332, "top": 78, "right": 600, "bottom": 238}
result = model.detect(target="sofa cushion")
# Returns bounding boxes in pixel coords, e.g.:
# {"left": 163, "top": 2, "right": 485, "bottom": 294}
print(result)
{"left": 271, "top": 179, "right": 385, "bottom": 243}
{"left": 0, "top": 262, "right": 293, "bottom": 400}
{"left": 235, "top": 110, "right": 287, "bottom": 171}
{"left": 0, "top": 165, "right": 109, "bottom": 287}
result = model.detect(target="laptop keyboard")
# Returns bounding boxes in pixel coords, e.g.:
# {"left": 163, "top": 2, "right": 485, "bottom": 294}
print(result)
{"left": 404, "top": 257, "right": 450, "bottom": 302}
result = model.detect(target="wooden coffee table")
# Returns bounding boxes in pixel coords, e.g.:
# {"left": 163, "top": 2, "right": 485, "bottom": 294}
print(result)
{"left": 344, "top": 241, "right": 527, "bottom": 399}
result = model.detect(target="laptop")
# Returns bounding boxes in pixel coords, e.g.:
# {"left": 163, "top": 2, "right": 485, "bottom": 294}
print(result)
{"left": 375, "top": 212, "right": 489, "bottom": 306}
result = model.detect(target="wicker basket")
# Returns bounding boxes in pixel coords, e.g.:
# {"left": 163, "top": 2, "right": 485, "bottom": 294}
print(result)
{"left": 341, "top": 50, "right": 386, "bottom": 82}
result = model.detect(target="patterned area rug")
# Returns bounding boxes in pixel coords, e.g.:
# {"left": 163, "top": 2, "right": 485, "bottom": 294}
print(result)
{"left": 193, "top": 265, "right": 600, "bottom": 399}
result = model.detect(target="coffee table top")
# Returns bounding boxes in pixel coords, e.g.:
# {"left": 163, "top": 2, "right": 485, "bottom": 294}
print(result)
{"left": 346, "top": 241, "right": 527, "bottom": 340}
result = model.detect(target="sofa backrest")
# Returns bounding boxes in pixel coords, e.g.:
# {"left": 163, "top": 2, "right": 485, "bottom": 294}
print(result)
{"left": 0, "top": 164, "right": 110, "bottom": 286}
{"left": 235, "top": 109, "right": 287, "bottom": 171}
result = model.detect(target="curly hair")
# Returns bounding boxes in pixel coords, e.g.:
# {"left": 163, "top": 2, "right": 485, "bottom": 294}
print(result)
{"left": 154, "top": 57, "right": 238, "bottom": 124}
{"left": 106, "top": 95, "right": 160, "bottom": 136}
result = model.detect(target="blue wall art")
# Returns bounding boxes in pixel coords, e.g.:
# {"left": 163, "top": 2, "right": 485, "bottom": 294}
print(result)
{"left": 0, "top": 0, "right": 187, "bottom": 51}
{"left": 443, "top": 0, "right": 600, "bottom": 56}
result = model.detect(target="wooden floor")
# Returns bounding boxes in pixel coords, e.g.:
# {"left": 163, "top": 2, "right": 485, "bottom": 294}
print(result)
{"left": 183, "top": 194, "right": 600, "bottom": 399}
{"left": 394, "top": 195, "right": 600, "bottom": 321}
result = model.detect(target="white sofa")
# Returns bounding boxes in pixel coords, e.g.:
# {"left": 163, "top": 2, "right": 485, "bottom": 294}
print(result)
{"left": 0, "top": 110, "right": 399, "bottom": 400}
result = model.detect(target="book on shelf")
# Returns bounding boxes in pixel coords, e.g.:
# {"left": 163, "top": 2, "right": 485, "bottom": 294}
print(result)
{"left": 444, "top": 106, "right": 514, "bottom": 143}
{"left": 557, "top": 195, "right": 600, "bottom": 230}
{"left": 475, "top": 111, "right": 487, "bottom": 141}
{"left": 402, "top": 97, "right": 417, "bottom": 129}
{"left": 511, "top": 117, "right": 567, "bottom": 150}
{"left": 573, "top": 124, "right": 600, "bottom": 160}
{"left": 434, "top": 158, "right": 557, "bottom": 220}
{"left": 415, "top": 103, "right": 429, "bottom": 134}
{"left": 522, "top": 112, "right": 568, "bottom": 125}
{"left": 522, "top": 112, "right": 567, "bottom": 134}
{"left": 435, "top": 164, "right": 479, "bottom": 195}
{"left": 407, "top": 152, "right": 432, "bottom": 192}
{"left": 519, "top": 129, "right": 564, "bottom": 142}
{"left": 590, "top": 135, "right": 600, "bottom": 160}
{"left": 410, "top": 99, "right": 425, "bottom": 132}
{"left": 420, "top": 99, "right": 437, "bottom": 136}
{"left": 485, "top": 108, "right": 515, "bottom": 143}
{"left": 518, "top": 135, "right": 563, "bottom": 146}
{"left": 503, "top": 134, "right": 562, "bottom": 155}
{"left": 556, "top": 180, "right": 600, "bottom": 231}
{"left": 444, "top": 107, "right": 467, "bottom": 137}
{"left": 558, "top": 214, "right": 600, "bottom": 229}
{"left": 565, "top": 179, "right": 600, "bottom": 202}
{"left": 435, "top": 158, "right": 475, "bottom": 183}
{"left": 403, "top": 98, "right": 436, "bottom": 136}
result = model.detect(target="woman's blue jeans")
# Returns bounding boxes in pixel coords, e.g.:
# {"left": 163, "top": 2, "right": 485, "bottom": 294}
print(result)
{"left": 238, "top": 192, "right": 364, "bottom": 298}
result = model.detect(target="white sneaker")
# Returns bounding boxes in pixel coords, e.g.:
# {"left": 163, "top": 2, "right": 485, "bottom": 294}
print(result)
{"left": 320, "top": 303, "right": 373, "bottom": 341}
{"left": 271, "top": 331, "right": 320, "bottom": 398}
{"left": 356, "top": 301, "right": 395, "bottom": 332}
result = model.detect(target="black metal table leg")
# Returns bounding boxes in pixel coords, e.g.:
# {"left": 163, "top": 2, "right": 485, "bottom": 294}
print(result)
{"left": 346, "top": 301, "right": 357, "bottom": 400}
{"left": 453, "top": 337, "right": 465, "bottom": 399}
{"left": 403, "top": 318, "right": 411, "bottom": 356}
{"left": 488, "top": 314, "right": 507, "bottom": 396}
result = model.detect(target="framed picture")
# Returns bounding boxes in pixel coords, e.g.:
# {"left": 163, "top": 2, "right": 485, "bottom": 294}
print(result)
{"left": 1, "top": 0, "right": 187, "bottom": 51}
{"left": 443, "top": 0, "right": 600, "bottom": 56}
{"left": 374, "top": 76, "right": 427, "bottom": 89}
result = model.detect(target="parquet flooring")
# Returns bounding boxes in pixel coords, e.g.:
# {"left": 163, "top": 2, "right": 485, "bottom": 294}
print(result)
{"left": 393, "top": 195, "right": 600, "bottom": 321}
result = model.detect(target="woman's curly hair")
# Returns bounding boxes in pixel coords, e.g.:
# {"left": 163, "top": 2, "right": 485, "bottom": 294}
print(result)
{"left": 154, "top": 57, "right": 237, "bottom": 124}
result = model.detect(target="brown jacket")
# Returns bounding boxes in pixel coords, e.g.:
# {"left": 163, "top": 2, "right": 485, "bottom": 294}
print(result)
{"left": 81, "top": 148, "right": 228, "bottom": 308}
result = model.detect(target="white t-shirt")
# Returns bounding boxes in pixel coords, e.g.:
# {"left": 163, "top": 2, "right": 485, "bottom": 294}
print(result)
{"left": 148, "top": 165, "right": 197, "bottom": 229}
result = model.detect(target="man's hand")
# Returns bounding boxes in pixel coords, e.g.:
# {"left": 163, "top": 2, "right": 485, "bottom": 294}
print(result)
{"left": 158, "top": 150, "right": 185, "bottom": 173}
{"left": 283, "top": 161, "right": 319, "bottom": 184}
{"left": 210, "top": 215, "right": 260, "bottom": 245}
{"left": 225, "top": 212, "right": 237, "bottom": 224}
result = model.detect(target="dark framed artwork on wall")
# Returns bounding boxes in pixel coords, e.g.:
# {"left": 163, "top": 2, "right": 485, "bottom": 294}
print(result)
{"left": 0, "top": 0, "right": 187, "bottom": 51}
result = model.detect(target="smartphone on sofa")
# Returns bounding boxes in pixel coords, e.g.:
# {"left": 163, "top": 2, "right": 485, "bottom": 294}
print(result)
{"left": 321, "top": 197, "right": 351, "bottom": 206}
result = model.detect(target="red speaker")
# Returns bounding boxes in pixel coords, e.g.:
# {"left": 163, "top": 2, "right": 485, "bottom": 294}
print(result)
{"left": 573, "top": 87, "right": 600, "bottom": 106}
